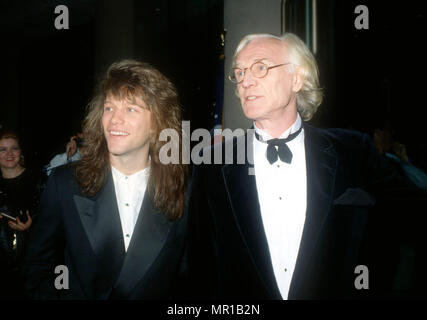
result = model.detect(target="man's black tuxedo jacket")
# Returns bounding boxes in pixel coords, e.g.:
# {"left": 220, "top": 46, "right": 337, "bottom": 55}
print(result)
{"left": 187, "top": 124, "right": 425, "bottom": 299}
{"left": 23, "top": 165, "right": 187, "bottom": 299}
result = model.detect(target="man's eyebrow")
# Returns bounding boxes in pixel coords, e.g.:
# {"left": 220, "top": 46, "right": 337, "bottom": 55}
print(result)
{"left": 234, "top": 58, "right": 270, "bottom": 68}
{"left": 255, "top": 58, "right": 277, "bottom": 64}
{"left": 104, "top": 99, "right": 145, "bottom": 109}
{"left": 127, "top": 100, "right": 146, "bottom": 109}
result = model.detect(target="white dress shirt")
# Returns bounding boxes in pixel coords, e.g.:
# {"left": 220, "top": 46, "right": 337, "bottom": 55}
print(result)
{"left": 253, "top": 114, "right": 307, "bottom": 299}
{"left": 111, "top": 165, "right": 149, "bottom": 251}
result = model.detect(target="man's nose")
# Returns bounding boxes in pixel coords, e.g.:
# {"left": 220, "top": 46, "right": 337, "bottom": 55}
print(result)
{"left": 240, "top": 70, "right": 256, "bottom": 88}
{"left": 110, "top": 109, "right": 125, "bottom": 124}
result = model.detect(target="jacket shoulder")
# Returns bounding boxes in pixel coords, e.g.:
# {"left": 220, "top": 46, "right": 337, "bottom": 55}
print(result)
{"left": 47, "top": 163, "right": 81, "bottom": 194}
{"left": 49, "top": 163, "right": 74, "bottom": 180}
{"left": 308, "top": 125, "right": 368, "bottom": 142}
{"left": 306, "top": 124, "right": 372, "bottom": 151}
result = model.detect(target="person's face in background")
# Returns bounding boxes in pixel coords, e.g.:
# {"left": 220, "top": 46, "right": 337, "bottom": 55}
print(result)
{"left": 0, "top": 138, "right": 22, "bottom": 170}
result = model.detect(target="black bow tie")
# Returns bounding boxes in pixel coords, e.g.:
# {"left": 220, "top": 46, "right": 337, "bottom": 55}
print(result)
{"left": 255, "top": 126, "right": 303, "bottom": 164}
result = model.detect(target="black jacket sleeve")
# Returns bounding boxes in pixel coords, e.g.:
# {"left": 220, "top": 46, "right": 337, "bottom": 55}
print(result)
{"left": 23, "top": 170, "right": 65, "bottom": 299}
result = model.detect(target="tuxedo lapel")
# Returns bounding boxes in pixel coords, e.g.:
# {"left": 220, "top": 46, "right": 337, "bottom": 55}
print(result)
{"left": 222, "top": 127, "right": 338, "bottom": 299}
{"left": 222, "top": 133, "right": 282, "bottom": 299}
{"left": 113, "top": 190, "right": 172, "bottom": 297}
{"left": 73, "top": 170, "right": 125, "bottom": 288}
{"left": 288, "top": 124, "right": 338, "bottom": 298}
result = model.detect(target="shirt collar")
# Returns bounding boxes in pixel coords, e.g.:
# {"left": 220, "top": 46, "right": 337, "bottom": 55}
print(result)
{"left": 254, "top": 113, "right": 302, "bottom": 141}
{"left": 111, "top": 165, "right": 150, "bottom": 181}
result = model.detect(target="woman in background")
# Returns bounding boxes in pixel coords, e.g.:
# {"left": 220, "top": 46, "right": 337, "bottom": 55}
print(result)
{"left": 0, "top": 130, "right": 42, "bottom": 299}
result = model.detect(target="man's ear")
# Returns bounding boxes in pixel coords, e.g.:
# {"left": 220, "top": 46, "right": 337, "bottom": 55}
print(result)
{"left": 292, "top": 66, "right": 304, "bottom": 93}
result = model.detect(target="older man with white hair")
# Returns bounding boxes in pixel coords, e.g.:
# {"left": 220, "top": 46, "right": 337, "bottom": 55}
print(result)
{"left": 187, "top": 32, "right": 423, "bottom": 299}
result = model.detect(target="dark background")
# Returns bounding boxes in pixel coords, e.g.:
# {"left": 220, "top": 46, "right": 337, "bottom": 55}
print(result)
{"left": 1, "top": 0, "right": 426, "bottom": 170}
{"left": 0, "top": 0, "right": 223, "bottom": 169}
{"left": 287, "top": 0, "right": 427, "bottom": 169}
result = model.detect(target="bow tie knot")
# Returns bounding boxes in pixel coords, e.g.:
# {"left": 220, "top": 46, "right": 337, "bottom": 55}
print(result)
{"left": 255, "top": 126, "right": 303, "bottom": 164}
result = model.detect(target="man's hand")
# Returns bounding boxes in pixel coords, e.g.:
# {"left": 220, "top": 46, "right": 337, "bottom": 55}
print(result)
{"left": 66, "top": 136, "right": 78, "bottom": 160}
{"left": 393, "top": 142, "right": 409, "bottom": 163}
{"left": 8, "top": 210, "right": 32, "bottom": 231}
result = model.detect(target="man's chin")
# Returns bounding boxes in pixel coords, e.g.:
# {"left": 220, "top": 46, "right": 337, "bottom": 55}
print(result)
{"left": 242, "top": 109, "right": 260, "bottom": 122}
{"left": 242, "top": 104, "right": 263, "bottom": 119}
{"left": 108, "top": 149, "right": 126, "bottom": 157}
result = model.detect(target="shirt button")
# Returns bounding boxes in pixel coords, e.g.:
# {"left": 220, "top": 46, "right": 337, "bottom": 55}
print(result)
{"left": 125, "top": 203, "right": 129, "bottom": 207}
{"left": 277, "top": 165, "right": 280, "bottom": 168}
{"left": 279, "top": 197, "right": 282, "bottom": 200}
{"left": 126, "top": 234, "right": 130, "bottom": 238}
{"left": 284, "top": 268, "right": 287, "bottom": 272}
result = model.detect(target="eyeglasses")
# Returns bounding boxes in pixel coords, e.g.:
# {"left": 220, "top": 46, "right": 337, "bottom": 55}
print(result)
{"left": 228, "top": 61, "right": 292, "bottom": 84}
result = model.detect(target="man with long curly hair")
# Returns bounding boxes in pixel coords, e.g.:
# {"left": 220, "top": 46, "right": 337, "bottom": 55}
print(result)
{"left": 24, "top": 60, "right": 188, "bottom": 299}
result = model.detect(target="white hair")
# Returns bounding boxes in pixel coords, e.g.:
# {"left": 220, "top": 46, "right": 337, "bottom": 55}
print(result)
{"left": 232, "top": 33, "right": 323, "bottom": 121}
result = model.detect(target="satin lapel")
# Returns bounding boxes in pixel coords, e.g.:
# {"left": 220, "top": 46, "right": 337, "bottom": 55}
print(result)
{"left": 113, "top": 190, "right": 172, "bottom": 296}
{"left": 288, "top": 124, "right": 337, "bottom": 298}
{"left": 222, "top": 133, "right": 282, "bottom": 299}
{"left": 73, "top": 171, "right": 125, "bottom": 286}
